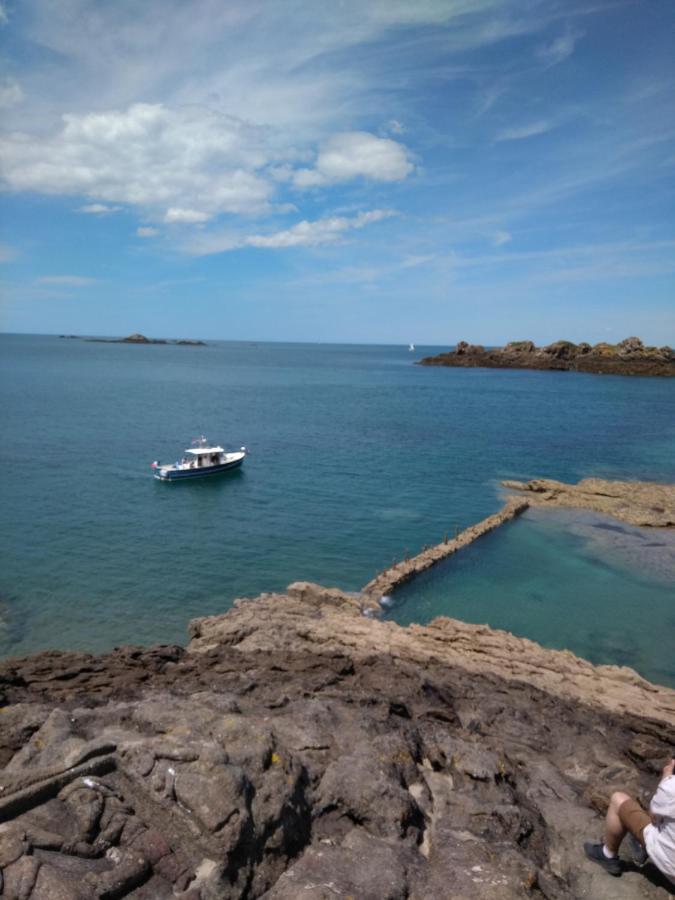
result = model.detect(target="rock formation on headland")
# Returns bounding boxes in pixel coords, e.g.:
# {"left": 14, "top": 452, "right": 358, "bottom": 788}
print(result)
{"left": 1, "top": 583, "right": 674, "bottom": 899}
{"left": 419, "top": 336, "right": 675, "bottom": 376}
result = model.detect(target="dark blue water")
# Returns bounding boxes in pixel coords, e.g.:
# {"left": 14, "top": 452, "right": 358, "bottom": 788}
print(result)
{"left": 1, "top": 335, "right": 674, "bottom": 682}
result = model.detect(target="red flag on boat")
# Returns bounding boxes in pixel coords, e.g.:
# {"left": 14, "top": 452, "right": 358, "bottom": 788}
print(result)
{"left": 151, "top": 461, "right": 158, "bottom": 468}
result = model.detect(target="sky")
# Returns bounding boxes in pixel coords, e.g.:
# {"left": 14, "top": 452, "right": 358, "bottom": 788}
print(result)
{"left": 1, "top": 0, "right": 674, "bottom": 344}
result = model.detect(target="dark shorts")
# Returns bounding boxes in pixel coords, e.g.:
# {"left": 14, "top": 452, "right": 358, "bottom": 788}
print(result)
{"left": 618, "top": 797, "right": 651, "bottom": 845}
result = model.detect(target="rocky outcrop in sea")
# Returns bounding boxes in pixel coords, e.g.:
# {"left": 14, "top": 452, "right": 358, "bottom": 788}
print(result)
{"left": 419, "top": 337, "right": 675, "bottom": 376}
{"left": 84, "top": 333, "right": 206, "bottom": 346}
{"left": 1, "top": 582, "right": 674, "bottom": 899}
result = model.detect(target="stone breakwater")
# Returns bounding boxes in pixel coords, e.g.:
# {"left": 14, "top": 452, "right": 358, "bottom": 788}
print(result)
{"left": 503, "top": 477, "right": 675, "bottom": 527}
{"left": 362, "top": 498, "right": 529, "bottom": 601}
{"left": 1, "top": 583, "right": 675, "bottom": 899}
{"left": 363, "top": 477, "right": 674, "bottom": 609}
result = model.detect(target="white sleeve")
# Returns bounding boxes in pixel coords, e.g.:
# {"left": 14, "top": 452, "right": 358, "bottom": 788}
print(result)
{"left": 650, "top": 775, "right": 675, "bottom": 818}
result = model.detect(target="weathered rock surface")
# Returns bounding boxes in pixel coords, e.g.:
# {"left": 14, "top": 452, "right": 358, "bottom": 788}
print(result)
{"left": 419, "top": 337, "right": 675, "bottom": 376}
{"left": 1, "top": 583, "right": 674, "bottom": 898}
{"left": 503, "top": 477, "right": 675, "bottom": 527}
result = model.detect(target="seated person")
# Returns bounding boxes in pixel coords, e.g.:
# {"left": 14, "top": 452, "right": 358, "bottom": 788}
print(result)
{"left": 584, "top": 756, "right": 675, "bottom": 883}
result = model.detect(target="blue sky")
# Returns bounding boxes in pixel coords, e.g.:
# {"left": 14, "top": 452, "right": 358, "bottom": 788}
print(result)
{"left": 1, "top": 0, "right": 674, "bottom": 344}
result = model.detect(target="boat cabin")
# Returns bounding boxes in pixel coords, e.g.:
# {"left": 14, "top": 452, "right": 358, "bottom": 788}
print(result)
{"left": 185, "top": 445, "right": 225, "bottom": 468}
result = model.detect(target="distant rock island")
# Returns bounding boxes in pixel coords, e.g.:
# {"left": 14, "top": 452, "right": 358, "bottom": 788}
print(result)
{"left": 79, "top": 333, "right": 206, "bottom": 346}
{"left": 419, "top": 336, "right": 675, "bottom": 376}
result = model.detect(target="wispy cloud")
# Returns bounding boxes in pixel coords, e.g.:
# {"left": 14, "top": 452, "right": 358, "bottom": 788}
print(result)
{"left": 492, "top": 229, "right": 512, "bottom": 246}
{"left": 0, "top": 242, "right": 17, "bottom": 262}
{"left": 0, "top": 78, "right": 23, "bottom": 109}
{"left": 476, "top": 82, "right": 508, "bottom": 116}
{"left": 291, "top": 252, "right": 436, "bottom": 287}
{"left": 36, "top": 275, "right": 98, "bottom": 286}
{"left": 536, "top": 27, "right": 583, "bottom": 67}
{"left": 137, "top": 226, "right": 159, "bottom": 238}
{"left": 446, "top": 238, "right": 675, "bottom": 272}
{"left": 77, "top": 203, "right": 120, "bottom": 215}
{"left": 387, "top": 119, "right": 406, "bottom": 135}
{"left": 185, "top": 209, "right": 397, "bottom": 256}
{"left": 495, "top": 120, "right": 553, "bottom": 141}
{"left": 8, "top": 1, "right": 531, "bottom": 132}
{"left": 245, "top": 211, "right": 394, "bottom": 247}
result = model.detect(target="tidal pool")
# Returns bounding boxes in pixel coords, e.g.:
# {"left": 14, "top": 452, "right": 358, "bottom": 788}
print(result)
{"left": 385, "top": 507, "right": 675, "bottom": 688}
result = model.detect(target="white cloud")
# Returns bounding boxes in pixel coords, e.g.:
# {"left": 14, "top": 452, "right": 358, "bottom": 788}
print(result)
{"left": 77, "top": 203, "right": 120, "bottom": 215}
{"left": 0, "top": 78, "right": 23, "bottom": 109}
{"left": 0, "top": 102, "right": 413, "bottom": 229}
{"left": 247, "top": 209, "right": 395, "bottom": 247}
{"left": 186, "top": 209, "right": 396, "bottom": 255}
{"left": 0, "top": 103, "right": 275, "bottom": 220}
{"left": 387, "top": 119, "right": 406, "bottom": 135}
{"left": 164, "top": 208, "right": 211, "bottom": 224}
{"left": 0, "top": 3, "right": 8, "bottom": 26}
{"left": 496, "top": 120, "right": 552, "bottom": 141}
{"left": 537, "top": 28, "right": 582, "bottom": 67}
{"left": 137, "top": 226, "right": 159, "bottom": 237}
{"left": 492, "top": 229, "right": 512, "bottom": 246}
{"left": 37, "top": 275, "right": 97, "bottom": 286}
{"left": 293, "top": 132, "right": 413, "bottom": 188}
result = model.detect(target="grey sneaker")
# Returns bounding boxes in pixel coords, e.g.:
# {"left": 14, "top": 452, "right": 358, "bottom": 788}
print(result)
{"left": 584, "top": 842, "right": 622, "bottom": 876}
{"left": 628, "top": 833, "right": 648, "bottom": 866}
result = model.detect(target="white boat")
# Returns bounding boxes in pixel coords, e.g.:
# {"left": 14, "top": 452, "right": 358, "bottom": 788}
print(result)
{"left": 409, "top": 343, "right": 415, "bottom": 351}
{"left": 152, "top": 436, "right": 246, "bottom": 481}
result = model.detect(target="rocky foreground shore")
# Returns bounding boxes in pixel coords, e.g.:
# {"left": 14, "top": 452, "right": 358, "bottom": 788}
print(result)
{"left": 1, "top": 583, "right": 675, "bottom": 899}
{"left": 419, "top": 337, "right": 675, "bottom": 376}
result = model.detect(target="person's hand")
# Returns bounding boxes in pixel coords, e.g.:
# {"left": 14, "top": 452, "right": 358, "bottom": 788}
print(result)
{"left": 662, "top": 758, "right": 675, "bottom": 780}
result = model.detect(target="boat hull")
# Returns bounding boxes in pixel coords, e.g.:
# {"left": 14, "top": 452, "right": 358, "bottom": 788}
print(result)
{"left": 154, "top": 456, "right": 244, "bottom": 481}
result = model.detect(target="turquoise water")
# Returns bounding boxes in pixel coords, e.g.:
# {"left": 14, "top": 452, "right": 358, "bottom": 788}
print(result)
{"left": 1, "top": 334, "right": 674, "bottom": 680}
{"left": 386, "top": 508, "right": 675, "bottom": 687}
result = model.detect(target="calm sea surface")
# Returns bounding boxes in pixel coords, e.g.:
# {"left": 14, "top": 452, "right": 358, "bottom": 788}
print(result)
{"left": 1, "top": 335, "right": 674, "bottom": 684}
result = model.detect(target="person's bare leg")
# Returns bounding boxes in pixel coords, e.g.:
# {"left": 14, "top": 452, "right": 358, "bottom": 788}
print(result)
{"left": 604, "top": 791, "right": 631, "bottom": 855}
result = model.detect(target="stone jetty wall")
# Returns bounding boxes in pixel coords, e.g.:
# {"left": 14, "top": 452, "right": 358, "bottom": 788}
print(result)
{"left": 361, "top": 476, "right": 675, "bottom": 606}
{"left": 362, "top": 497, "right": 530, "bottom": 601}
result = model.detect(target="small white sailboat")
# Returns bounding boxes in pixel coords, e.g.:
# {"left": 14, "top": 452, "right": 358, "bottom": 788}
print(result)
{"left": 409, "top": 343, "right": 415, "bottom": 351}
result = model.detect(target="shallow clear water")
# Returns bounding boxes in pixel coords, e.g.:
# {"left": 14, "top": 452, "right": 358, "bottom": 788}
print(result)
{"left": 1, "top": 334, "right": 674, "bottom": 681}
{"left": 386, "top": 508, "right": 675, "bottom": 687}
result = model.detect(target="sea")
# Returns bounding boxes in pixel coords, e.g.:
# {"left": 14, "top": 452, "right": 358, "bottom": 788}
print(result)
{"left": 1, "top": 334, "right": 674, "bottom": 686}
